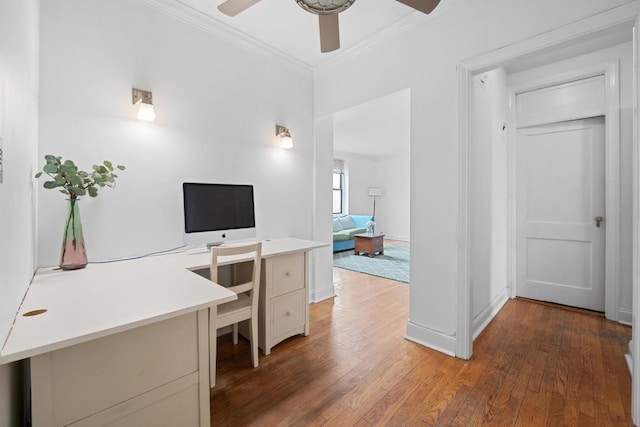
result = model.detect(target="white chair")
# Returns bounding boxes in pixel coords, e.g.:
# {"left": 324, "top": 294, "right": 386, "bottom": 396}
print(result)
{"left": 209, "top": 242, "right": 262, "bottom": 387}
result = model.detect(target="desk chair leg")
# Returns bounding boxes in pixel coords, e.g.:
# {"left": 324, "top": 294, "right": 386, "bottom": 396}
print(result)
{"left": 209, "top": 310, "right": 217, "bottom": 388}
{"left": 232, "top": 323, "right": 239, "bottom": 345}
{"left": 250, "top": 316, "right": 259, "bottom": 368}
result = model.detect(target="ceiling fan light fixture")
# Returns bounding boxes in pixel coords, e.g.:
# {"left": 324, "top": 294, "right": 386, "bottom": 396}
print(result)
{"left": 295, "top": 0, "right": 356, "bottom": 15}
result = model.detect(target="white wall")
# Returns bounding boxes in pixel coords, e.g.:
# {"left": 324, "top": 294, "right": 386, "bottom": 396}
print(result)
{"left": 470, "top": 68, "right": 509, "bottom": 330}
{"left": 0, "top": 0, "right": 39, "bottom": 424}
{"left": 508, "top": 41, "right": 634, "bottom": 322}
{"left": 314, "top": 0, "right": 633, "bottom": 355}
{"left": 374, "top": 155, "right": 410, "bottom": 241}
{"left": 334, "top": 151, "right": 376, "bottom": 216}
{"left": 38, "top": 0, "right": 315, "bottom": 267}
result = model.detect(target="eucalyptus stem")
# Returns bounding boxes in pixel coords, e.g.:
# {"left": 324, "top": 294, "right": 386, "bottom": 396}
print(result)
{"left": 35, "top": 155, "right": 125, "bottom": 200}
{"left": 68, "top": 197, "right": 78, "bottom": 250}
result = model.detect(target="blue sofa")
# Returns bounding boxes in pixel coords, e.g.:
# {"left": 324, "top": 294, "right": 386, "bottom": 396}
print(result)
{"left": 332, "top": 214, "right": 373, "bottom": 252}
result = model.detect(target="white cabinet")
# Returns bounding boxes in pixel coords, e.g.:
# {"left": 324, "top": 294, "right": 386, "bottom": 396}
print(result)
{"left": 31, "top": 311, "right": 211, "bottom": 427}
{"left": 258, "top": 252, "right": 309, "bottom": 355}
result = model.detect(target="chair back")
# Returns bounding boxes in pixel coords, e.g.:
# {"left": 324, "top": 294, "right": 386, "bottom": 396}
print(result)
{"left": 210, "top": 242, "right": 262, "bottom": 305}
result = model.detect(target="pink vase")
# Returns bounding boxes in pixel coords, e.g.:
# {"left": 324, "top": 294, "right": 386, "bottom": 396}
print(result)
{"left": 60, "top": 198, "right": 88, "bottom": 270}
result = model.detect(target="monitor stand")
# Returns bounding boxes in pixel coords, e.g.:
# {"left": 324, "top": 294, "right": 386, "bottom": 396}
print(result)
{"left": 206, "top": 241, "right": 224, "bottom": 249}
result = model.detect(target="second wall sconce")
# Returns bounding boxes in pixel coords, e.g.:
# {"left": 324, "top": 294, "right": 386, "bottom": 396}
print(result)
{"left": 132, "top": 88, "right": 156, "bottom": 122}
{"left": 276, "top": 125, "right": 294, "bottom": 149}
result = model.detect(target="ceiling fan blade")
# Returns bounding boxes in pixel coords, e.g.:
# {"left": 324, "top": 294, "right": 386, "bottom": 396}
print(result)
{"left": 217, "top": 0, "right": 261, "bottom": 16}
{"left": 319, "top": 14, "right": 340, "bottom": 53}
{"left": 396, "top": 0, "right": 441, "bottom": 14}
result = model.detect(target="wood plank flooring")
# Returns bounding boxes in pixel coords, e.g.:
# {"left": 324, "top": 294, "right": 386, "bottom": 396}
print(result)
{"left": 210, "top": 267, "right": 632, "bottom": 426}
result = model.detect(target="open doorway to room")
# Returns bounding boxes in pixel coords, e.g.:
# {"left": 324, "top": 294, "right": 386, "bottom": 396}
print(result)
{"left": 330, "top": 89, "right": 411, "bottom": 285}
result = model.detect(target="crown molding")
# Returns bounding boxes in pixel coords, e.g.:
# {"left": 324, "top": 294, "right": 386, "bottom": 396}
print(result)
{"left": 135, "top": 0, "right": 314, "bottom": 75}
{"left": 315, "top": 12, "right": 429, "bottom": 73}
{"left": 314, "top": 0, "right": 466, "bottom": 75}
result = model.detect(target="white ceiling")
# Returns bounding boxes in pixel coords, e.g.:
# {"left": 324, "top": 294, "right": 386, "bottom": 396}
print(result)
{"left": 141, "top": 0, "right": 454, "bottom": 70}
{"left": 333, "top": 89, "right": 410, "bottom": 158}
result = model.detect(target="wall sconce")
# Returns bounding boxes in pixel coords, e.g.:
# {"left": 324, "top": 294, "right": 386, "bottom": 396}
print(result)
{"left": 132, "top": 88, "right": 156, "bottom": 122}
{"left": 276, "top": 125, "right": 293, "bottom": 149}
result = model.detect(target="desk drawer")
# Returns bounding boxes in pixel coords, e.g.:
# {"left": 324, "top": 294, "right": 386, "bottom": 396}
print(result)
{"left": 272, "top": 289, "right": 305, "bottom": 338}
{"left": 31, "top": 313, "right": 199, "bottom": 426}
{"left": 70, "top": 377, "right": 200, "bottom": 427}
{"left": 270, "top": 253, "right": 304, "bottom": 296}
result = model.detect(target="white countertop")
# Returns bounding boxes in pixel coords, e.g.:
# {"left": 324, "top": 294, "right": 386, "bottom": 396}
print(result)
{"left": 0, "top": 237, "right": 327, "bottom": 364}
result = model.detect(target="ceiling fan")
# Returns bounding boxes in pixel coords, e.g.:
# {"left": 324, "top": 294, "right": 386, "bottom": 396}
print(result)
{"left": 217, "top": 0, "right": 441, "bottom": 53}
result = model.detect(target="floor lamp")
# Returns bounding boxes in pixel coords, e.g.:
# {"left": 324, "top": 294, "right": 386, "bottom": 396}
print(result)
{"left": 368, "top": 187, "right": 382, "bottom": 219}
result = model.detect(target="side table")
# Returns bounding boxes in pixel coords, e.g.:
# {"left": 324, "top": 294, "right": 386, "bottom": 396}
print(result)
{"left": 354, "top": 233, "right": 385, "bottom": 257}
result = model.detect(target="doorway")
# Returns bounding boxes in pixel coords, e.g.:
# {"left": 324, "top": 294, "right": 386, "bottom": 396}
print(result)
{"left": 311, "top": 89, "right": 411, "bottom": 302}
{"left": 332, "top": 89, "right": 411, "bottom": 240}
{"left": 330, "top": 89, "right": 411, "bottom": 284}
{"left": 457, "top": 11, "right": 634, "bottom": 356}
{"left": 457, "top": 7, "right": 639, "bottom": 423}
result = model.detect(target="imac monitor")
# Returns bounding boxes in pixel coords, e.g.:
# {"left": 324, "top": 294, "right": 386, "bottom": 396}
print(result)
{"left": 183, "top": 182, "right": 256, "bottom": 246}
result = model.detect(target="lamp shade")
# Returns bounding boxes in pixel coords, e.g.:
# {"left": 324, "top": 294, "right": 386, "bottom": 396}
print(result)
{"left": 280, "top": 135, "right": 294, "bottom": 149}
{"left": 368, "top": 187, "right": 382, "bottom": 197}
{"left": 136, "top": 102, "right": 156, "bottom": 122}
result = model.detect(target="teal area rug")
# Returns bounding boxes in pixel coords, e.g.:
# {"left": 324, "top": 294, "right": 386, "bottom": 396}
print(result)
{"left": 333, "top": 244, "right": 409, "bottom": 283}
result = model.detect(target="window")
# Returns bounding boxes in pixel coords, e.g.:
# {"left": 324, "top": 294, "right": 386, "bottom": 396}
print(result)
{"left": 333, "top": 172, "right": 344, "bottom": 214}
{"left": 333, "top": 159, "right": 345, "bottom": 215}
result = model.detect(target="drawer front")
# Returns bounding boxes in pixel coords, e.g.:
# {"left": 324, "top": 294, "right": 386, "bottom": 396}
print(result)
{"left": 32, "top": 313, "right": 200, "bottom": 426}
{"left": 272, "top": 289, "right": 305, "bottom": 338}
{"left": 70, "top": 376, "right": 200, "bottom": 427}
{"left": 271, "top": 253, "right": 304, "bottom": 296}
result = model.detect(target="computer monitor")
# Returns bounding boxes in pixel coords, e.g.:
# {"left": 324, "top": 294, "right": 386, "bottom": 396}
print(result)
{"left": 182, "top": 182, "right": 256, "bottom": 246}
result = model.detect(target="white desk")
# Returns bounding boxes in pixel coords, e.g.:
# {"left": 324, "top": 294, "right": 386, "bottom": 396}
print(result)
{"left": 0, "top": 237, "right": 325, "bottom": 427}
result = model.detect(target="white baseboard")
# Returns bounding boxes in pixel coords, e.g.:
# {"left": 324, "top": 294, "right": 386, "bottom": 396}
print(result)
{"left": 619, "top": 308, "right": 632, "bottom": 326}
{"left": 311, "top": 285, "right": 335, "bottom": 303}
{"left": 405, "top": 321, "right": 456, "bottom": 357}
{"left": 384, "top": 235, "right": 409, "bottom": 242}
{"left": 472, "top": 288, "right": 509, "bottom": 340}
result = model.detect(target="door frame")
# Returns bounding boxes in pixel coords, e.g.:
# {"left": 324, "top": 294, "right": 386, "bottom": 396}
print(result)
{"left": 457, "top": 0, "right": 640, "bottom": 403}
{"left": 508, "top": 63, "right": 620, "bottom": 320}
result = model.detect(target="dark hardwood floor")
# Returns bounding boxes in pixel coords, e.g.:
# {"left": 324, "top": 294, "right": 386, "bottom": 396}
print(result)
{"left": 210, "top": 266, "right": 632, "bottom": 426}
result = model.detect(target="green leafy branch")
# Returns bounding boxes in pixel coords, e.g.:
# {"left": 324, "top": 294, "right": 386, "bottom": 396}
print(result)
{"left": 35, "top": 155, "right": 126, "bottom": 199}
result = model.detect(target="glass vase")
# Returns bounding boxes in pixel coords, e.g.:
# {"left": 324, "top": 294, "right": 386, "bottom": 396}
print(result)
{"left": 366, "top": 222, "right": 375, "bottom": 235}
{"left": 60, "top": 198, "right": 88, "bottom": 270}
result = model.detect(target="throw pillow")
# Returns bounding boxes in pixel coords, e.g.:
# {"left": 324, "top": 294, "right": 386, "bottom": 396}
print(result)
{"left": 338, "top": 215, "right": 356, "bottom": 230}
{"left": 332, "top": 218, "right": 343, "bottom": 232}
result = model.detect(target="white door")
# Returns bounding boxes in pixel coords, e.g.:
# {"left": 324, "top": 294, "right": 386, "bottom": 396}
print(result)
{"left": 516, "top": 117, "right": 605, "bottom": 311}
